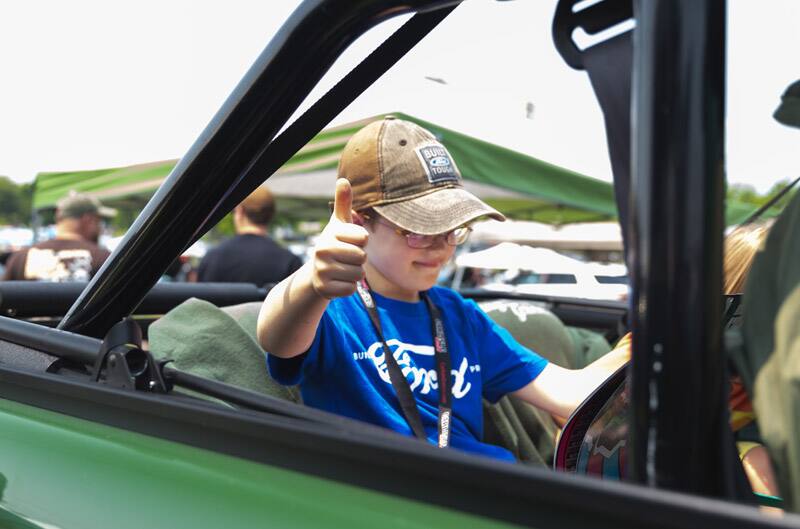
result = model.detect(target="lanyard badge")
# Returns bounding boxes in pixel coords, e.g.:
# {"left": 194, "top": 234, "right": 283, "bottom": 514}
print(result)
{"left": 356, "top": 280, "right": 453, "bottom": 448}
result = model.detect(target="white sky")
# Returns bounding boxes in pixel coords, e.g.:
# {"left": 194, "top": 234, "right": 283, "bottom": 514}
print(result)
{"left": 1, "top": 0, "right": 798, "bottom": 193}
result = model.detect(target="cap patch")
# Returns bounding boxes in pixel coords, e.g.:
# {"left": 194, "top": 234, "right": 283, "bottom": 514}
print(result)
{"left": 415, "top": 143, "right": 460, "bottom": 184}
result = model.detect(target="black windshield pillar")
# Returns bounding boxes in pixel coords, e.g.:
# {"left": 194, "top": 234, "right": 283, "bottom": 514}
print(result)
{"left": 628, "top": 0, "right": 730, "bottom": 495}
{"left": 57, "top": 0, "right": 459, "bottom": 337}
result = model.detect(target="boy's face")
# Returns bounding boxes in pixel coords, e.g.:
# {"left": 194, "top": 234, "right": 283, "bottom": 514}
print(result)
{"left": 363, "top": 216, "right": 456, "bottom": 300}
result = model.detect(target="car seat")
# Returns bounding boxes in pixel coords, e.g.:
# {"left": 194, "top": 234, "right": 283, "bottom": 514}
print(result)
{"left": 148, "top": 297, "right": 300, "bottom": 403}
{"left": 149, "top": 295, "right": 611, "bottom": 467}
{"left": 479, "top": 298, "right": 611, "bottom": 466}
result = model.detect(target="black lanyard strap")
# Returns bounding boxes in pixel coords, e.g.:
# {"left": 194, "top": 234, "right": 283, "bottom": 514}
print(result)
{"left": 355, "top": 280, "right": 452, "bottom": 448}
{"left": 422, "top": 293, "right": 453, "bottom": 447}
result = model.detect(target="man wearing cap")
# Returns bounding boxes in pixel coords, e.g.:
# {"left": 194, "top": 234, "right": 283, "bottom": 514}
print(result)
{"left": 257, "top": 117, "right": 628, "bottom": 462}
{"left": 196, "top": 186, "right": 302, "bottom": 287}
{"left": 3, "top": 192, "right": 115, "bottom": 282}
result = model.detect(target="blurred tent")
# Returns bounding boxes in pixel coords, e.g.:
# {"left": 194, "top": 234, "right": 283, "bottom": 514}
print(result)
{"left": 470, "top": 219, "right": 623, "bottom": 251}
{"left": 32, "top": 113, "right": 619, "bottom": 225}
{"left": 31, "top": 112, "right": 775, "bottom": 226}
{"left": 455, "top": 242, "right": 587, "bottom": 272}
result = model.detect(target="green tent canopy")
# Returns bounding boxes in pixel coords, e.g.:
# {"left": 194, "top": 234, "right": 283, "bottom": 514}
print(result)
{"left": 32, "top": 113, "right": 619, "bottom": 225}
{"left": 31, "top": 112, "right": 778, "bottom": 225}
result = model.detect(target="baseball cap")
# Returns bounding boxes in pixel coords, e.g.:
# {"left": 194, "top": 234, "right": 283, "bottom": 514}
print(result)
{"left": 773, "top": 79, "right": 800, "bottom": 129}
{"left": 338, "top": 117, "right": 505, "bottom": 235}
{"left": 56, "top": 192, "right": 117, "bottom": 219}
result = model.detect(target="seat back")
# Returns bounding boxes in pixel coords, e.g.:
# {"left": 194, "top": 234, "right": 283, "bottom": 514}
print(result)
{"left": 148, "top": 298, "right": 300, "bottom": 403}
{"left": 478, "top": 299, "right": 577, "bottom": 466}
{"left": 479, "top": 299, "right": 575, "bottom": 368}
{"left": 565, "top": 325, "right": 612, "bottom": 369}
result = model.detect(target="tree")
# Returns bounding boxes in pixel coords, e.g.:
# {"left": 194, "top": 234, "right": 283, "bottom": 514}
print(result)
{"left": 727, "top": 179, "right": 796, "bottom": 211}
{"left": 16, "top": 183, "right": 33, "bottom": 225}
{"left": 0, "top": 176, "right": 25, "bottom": 225}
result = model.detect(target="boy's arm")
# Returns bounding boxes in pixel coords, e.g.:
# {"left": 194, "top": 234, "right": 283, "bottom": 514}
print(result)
{"left": 256, "top": 179, "right": 368, "bottom": 359}
{"left": 511, "top": 345, "right": 630, "bottom": 419}
{"left": 256, "top": 262, "right": 330, "bottom": 358}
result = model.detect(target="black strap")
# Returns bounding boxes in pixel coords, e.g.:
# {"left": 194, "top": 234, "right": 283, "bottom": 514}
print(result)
{"left": 553, "top": 1, "right": 634, "bottom": 265}
{"left": 422, "top": 293, "right": 453, "bottom": 448}
{"left": 739, "top": 175, "right": 800, "bottom": 226}
{"left": 355, "top": 280, "right": 452, "bottom": 447}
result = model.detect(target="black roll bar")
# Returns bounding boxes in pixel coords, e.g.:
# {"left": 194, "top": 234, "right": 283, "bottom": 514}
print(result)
{"left": 0, "top": 282, "right": 267, "bottom": 319}
{"left": 628, "top": 0, "right": 735, "bottom": 497}
{"left": 0, "top": 316, "right": 100, "bottom": 365}
{"left": 59, "top": 0, "right": 460, "bottom": 337}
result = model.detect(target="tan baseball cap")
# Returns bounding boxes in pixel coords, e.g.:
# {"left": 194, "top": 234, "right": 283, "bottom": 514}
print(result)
{"left": 338, "top": 117, "right": 505, "bottom": 235}
{"left": 56, "top": 191, "right": 117, "bottom": 219}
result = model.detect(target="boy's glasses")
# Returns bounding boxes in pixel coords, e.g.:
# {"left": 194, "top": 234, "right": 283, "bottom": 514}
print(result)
{"left": 365, "top": 213, "right": 471, "bottom": 249}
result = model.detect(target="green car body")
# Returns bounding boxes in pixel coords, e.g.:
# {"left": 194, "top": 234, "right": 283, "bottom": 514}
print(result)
{"left": 0, "top": 399, "right": 522, "bottom": 529}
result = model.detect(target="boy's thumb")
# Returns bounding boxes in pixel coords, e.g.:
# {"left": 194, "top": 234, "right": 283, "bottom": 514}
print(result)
{"left": 333, "top": 178, "right": 353, "bottom": 223}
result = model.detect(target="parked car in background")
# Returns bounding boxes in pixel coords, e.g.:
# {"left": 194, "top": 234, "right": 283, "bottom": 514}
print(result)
{"left": 456, "top": 242, "right": 628, "bottom": 300}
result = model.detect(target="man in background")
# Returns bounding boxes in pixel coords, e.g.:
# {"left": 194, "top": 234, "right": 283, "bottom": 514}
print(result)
{"left": 197, "top": 186, "right": 301, "bottom": 287}
{"left": 3, "top": 192, "right": 115, "bottom": 281}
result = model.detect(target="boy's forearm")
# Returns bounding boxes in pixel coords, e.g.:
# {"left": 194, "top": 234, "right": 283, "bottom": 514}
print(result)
{"left": 548, "top": 348, "right": 630, "bottom": 416}
{"left": 583, "top": 345, "right": 630, "bottom": 380}
{"left": 257, "top": 262, "right": 329, "bottom": 358}
{"left": 513, "top": 346, "right": 631, "bottom": 419}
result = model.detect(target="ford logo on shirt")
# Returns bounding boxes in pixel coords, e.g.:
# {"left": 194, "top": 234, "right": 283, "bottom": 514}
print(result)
{"left": 429, "top": 156, "right": 451, "bottom": 167}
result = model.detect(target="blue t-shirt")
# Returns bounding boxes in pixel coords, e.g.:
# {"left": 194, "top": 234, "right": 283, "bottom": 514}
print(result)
{"left": 267, "top": 286, "right": 548, "bottom": 461}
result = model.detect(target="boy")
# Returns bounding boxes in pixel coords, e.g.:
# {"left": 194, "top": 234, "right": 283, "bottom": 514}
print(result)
{"left": 258, "top": 117, "right": 627, "bottom": 461}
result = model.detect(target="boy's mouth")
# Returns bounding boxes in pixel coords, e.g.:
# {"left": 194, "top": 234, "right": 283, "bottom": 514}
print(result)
{"left": 413, "top": 260, "right": 441, "bottom": 268}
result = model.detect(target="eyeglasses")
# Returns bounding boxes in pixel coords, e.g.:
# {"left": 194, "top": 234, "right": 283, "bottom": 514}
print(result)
{"left": 363, "top": 213, "right": 471, "bottom": 249}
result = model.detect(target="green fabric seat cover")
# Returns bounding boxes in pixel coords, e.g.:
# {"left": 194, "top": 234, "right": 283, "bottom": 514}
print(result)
{"left": 148, "top": 298, "right": 300, "bottom": 403}
{"left": 478, "top": 299, "right": 577, "bottom": 466}
{"left": 565, "top": 326, "right": 612, "bottom": 369}
{"left": 478, "top": 299, "right": 574, "bottom": 368}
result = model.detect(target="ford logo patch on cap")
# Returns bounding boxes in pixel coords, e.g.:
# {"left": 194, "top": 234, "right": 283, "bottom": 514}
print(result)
{"left": 415, "top": 144, "right": 460, "bottom": 184}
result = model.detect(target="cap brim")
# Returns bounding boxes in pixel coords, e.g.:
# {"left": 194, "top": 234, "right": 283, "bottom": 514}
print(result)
{"left": 97, "top": 206, "right": 118, "bottom": 218}
{"left": 374, "top": 187, "right": 505, "bottom": 235}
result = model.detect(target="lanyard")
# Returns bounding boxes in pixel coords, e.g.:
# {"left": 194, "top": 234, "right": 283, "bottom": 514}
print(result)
{"left": 355, "top": 280, "right": 452, "bottom": 448}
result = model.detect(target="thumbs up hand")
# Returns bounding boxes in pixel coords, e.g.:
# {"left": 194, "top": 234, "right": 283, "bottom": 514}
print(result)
{"left": 310, "top": 178, "right": 369, "bottom": 299}
{"left": 332, "top": 176, "right": 355, "bottom": 224}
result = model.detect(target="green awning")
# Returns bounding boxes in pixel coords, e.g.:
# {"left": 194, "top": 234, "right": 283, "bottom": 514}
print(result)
{"left": 32, "top": 113, "right": 619, "bottom": 225}
{"left": 31, "top": 112, "right": 779, "bottom": 225}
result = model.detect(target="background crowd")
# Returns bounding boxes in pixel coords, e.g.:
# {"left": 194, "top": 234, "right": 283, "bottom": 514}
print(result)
{"left": 0, "top": 178, "right": 792, "bottom": 296}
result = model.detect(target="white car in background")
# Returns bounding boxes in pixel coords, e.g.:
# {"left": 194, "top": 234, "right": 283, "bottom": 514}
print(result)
{"left": 456, "top": 242, "right": 629, "bottom": 301}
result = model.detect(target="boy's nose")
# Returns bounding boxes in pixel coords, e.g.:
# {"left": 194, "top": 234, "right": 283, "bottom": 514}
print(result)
{"left": 429, "top": 234, "right": 448, "bottom": 248}
{"left": 426, "top": 234, "right": 453, "bottom": 254}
